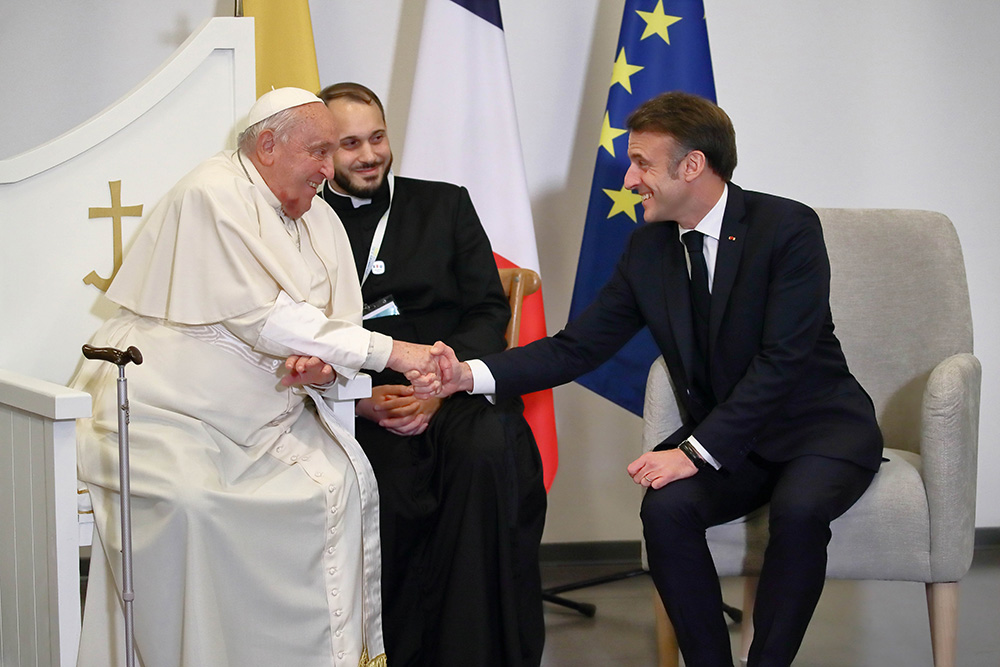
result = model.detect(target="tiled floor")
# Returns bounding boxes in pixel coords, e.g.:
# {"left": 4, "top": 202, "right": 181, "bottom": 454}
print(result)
{"left": 539, "top": 546, "right": 1000, "bottom": 666}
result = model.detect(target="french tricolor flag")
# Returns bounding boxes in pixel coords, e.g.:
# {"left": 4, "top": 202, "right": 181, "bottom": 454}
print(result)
{"left": 400, "top": 0, "right": 559, "bottom": 490}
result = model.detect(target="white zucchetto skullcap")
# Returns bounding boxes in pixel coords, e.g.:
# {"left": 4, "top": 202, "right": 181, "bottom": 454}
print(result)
{"left": 246, "top": 87, "right": 323, "bottom": 128}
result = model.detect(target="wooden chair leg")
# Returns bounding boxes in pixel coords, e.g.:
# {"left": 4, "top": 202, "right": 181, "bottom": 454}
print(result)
{"left": 739, "top": 576, "right": 757, "bottom": 666}
{"left": 926, "top": 581, "right": 959, "bottom": 667}
{"left": 653, "top": 590, "right": 679, "bottom": 667}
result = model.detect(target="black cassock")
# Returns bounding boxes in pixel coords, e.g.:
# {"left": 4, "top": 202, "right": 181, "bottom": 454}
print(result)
{"left": 323, "top": 176, "right": 547, "bottom": 667}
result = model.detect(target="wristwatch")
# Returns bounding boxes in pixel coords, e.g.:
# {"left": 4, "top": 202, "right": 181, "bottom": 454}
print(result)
{"left": 678, "top": 439, "right": 708, "bottom": 470}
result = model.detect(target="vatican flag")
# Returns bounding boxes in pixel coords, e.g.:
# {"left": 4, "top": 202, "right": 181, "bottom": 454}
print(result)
{"left": 243, "top": 0, "right": 320, "bottom": 96}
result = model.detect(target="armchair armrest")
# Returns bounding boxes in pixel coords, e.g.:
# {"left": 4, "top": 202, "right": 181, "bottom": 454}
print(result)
{"left": 323, "top": 371, "right": 373, "bottom": 401}
{"left": 921, "top": 352, "right": 981, "bottom": 581}
{"left": 315, "top": 372, "right": 372, "bottom": 438}
{"left": 642, "top": 356, "right": 683, "bottom": 454}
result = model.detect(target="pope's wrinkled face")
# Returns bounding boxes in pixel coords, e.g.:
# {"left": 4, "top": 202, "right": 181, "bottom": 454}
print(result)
{"left": 622, "top": 130, "right": 689, "bottom": 225}
{"left": 325, "top": 98, "right": 393, "bottom": 198}
{"left": 266, "top": 103, "right": 338, "bottom": 219}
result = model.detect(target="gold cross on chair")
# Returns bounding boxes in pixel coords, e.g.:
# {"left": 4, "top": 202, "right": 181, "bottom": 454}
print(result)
{"left": 84, "top": 180, "right": 143, "bottom": 292}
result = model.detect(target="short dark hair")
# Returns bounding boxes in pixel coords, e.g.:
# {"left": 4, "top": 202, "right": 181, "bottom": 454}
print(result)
{"left": 626, "top": 91, "right": 737, "bottom": 181}
{"left": 317, "top": 82, "right": 386, "bottom": 121}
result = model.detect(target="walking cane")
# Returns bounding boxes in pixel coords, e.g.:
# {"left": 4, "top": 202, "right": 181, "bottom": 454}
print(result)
{"left": 82, "top": 344, "right": 142, "bottom": 667}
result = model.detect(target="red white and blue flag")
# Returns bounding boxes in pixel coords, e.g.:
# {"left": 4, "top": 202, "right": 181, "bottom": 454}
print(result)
{"left": 400, "top": 0, "right": 559, "bottom": 490}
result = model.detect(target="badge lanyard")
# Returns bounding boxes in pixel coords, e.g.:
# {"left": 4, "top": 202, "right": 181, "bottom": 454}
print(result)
{"left": 361, "top": 171, "right": 394, "bottom": 286}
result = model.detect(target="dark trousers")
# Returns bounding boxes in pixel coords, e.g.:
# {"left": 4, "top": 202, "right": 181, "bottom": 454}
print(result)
{"left": 641, "top": 454, "right": 876, "bottom": 667}
{"left": 357, "top": 394, "right": 547, "bottom": 667}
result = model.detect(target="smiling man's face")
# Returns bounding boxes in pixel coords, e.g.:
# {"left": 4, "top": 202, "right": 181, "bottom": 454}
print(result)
{"left": 326, "top": 98, "right": 393, "bottom": 198}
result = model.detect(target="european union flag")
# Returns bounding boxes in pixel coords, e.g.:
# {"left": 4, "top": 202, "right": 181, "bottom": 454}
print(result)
{"left": 569, "top": 0, "right": 716, "bottom": 415}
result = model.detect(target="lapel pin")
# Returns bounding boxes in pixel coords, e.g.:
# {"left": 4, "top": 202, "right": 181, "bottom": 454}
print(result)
{"left": 728, "top": 235, "right": 737, "bottom": 241}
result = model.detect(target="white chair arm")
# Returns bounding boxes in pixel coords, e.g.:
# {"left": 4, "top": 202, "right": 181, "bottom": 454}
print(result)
{"left": 321, "top": 371, "right": 373, "bottom": 401}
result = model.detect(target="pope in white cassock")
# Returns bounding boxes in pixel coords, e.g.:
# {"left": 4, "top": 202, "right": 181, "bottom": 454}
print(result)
{"left": 73, "top": 88, "right": 436, "bottom": 667}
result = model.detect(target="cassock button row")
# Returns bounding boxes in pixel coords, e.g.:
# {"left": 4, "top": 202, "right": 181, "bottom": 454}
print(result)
{"left": 331, "top": 588, "right": 339, "bottom": 596}
{"left": 327, "top": 547, "right": 335, "bottom": 555}
{"left": 330, "top": 506, "right": 337, "bottom": 514}
{"left": 276, "top": 444, "right": 285, "bottom": 452}
{"left": 335, "top": 630, "right": 343, "bottom": 638}
{"left": 316, "top": 470, "right": 323, "bottom": 477}
{"left": 329, "top": 567, "right": 336, "bottom": 575}
{"left": 335, "top": 609, "right": 343, "bottom": 617}
{"left": 338, "top": 651, "right": 345, "bottom": 659}
{"left": 301, "top": 454, "right": 310, "bottom": 461}
{"left": 291, "top": 455, "right": 298, "bottom": 461}
{"left": 328, "top": 485, "right": 336, "bottom": 493}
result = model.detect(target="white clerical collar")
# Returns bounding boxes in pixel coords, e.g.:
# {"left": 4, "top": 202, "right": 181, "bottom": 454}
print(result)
{"left": 325, "top": 184, "right": 374, "bottom": 209}
{"left": 681, "top": 183, "right": 728, "bottom": 243}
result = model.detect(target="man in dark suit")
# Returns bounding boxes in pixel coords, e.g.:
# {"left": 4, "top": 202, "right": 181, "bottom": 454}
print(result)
{"left": 421, "top": 91, "right": 883, "bottom": 667}
{"left": 315, "top": 82, "right": 546, "bottom": 667}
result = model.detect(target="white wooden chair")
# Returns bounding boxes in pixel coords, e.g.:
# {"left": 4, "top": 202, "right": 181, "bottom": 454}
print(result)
{"left": 0, "top": 18, "right": 350, "bottom": 667}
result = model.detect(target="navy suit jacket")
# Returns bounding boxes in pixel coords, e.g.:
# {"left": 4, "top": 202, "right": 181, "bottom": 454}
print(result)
{"left": 484, "top": 184, "right": 882, "bottom": 471}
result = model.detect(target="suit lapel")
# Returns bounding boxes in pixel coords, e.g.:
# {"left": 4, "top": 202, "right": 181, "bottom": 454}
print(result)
{"left": 711, "top": 185, "right": 747, "bottom": 351}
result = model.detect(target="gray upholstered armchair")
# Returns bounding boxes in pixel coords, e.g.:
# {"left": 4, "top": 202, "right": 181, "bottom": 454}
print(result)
{"left": 642, "top": 208, "right": 981, "bottom": 667}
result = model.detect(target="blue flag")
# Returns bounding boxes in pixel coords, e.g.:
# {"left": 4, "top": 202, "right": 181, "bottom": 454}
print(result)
{"left": 568, "top": 0, "right": 716, "bottom": 415}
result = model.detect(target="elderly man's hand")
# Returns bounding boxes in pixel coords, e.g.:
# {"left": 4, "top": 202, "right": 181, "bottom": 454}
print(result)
{"left": 387, "top": 340, "right": 442, "bottom": 395}
{"left": 281, "top": 355, "right": 336, "bottom": 387}
{"left": 406, "top": 341, "right": 474, "bottom": 399}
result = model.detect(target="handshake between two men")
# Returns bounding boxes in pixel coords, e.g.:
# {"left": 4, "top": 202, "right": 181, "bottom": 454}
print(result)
{"left": 284, "top": 339, "right": 699, "bottom": 492}
{"left": 282, "top": 340, "right": 468, "bottom": 398}
{"left": 281, "top": 340, "right": 468, "bottom": 436}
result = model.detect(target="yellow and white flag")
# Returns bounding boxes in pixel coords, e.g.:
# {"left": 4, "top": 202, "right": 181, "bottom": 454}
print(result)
{"left": 243, "top": 0, "right": 320, "bottom": 96}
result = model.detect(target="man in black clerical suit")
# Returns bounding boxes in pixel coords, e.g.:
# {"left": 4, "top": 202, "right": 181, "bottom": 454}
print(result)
{"left": 316, "top": 82, "right": 546, "bottom": 667}
{"left": 422, "top": 92, "right": 883, "bottom": 667}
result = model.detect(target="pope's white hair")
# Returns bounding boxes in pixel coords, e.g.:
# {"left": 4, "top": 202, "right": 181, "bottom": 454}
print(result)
{"left": 237, "top": 106, "right": 306, "bottom": 154}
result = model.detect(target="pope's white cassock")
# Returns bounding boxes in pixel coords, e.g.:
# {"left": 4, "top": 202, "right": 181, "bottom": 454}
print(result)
{"left": 72, "top": 145, "right": 388, "bottom": 666}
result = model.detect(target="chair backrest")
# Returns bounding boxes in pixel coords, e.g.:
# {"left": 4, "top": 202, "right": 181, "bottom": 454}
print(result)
{"left": 817, "top": 209, "right": 972, "bottom": 453}
{"left": 498, "top": 267, "right": 541, "bottom": 350}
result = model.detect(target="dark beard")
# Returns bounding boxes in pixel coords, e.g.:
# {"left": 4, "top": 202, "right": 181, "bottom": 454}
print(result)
{"left": 332, "top": 155, "right": 393, "bottom": 198}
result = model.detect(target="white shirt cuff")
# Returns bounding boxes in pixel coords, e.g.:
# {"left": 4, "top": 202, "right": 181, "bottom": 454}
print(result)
{"left": 687, "top": 434, "right": 722, "bottom": 470}
{"left": 365, "top": 332, "right": 393, "bottom": 372}
{"left": 465, "top": 359, "right": 497, "bottom": 403}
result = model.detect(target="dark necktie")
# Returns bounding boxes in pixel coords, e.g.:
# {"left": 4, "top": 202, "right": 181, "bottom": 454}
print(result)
{"left": 682, "top": 230, "right": 712, "bottom": 403}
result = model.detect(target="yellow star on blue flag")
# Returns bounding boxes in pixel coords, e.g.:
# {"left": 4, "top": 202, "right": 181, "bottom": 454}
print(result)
{"left": 599, "top": 112, "right": 628, "bottom": 157}
{"left": 609, "top": 48, "right": 644, "bottom": 93}
{"left": 603, "top": 186, "right": 644, "bottom": 222}
{"left": 637, "top": 1, "right": 683, "bottom": 44}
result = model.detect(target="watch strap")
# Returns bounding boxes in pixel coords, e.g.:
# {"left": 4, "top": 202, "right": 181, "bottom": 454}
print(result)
{"left": 678, "top": 439, "right": 708, "bottom": 469}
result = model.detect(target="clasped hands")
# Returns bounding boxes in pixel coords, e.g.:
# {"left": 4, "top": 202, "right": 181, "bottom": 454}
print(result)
{"left": 280, "top": 340, "right": 463, "bottom": 392}
{"left": 281, "top": 340, "right": 468, "bottom": 436}
{"left": 398, "top": 340, "right": 472, "bottom": 399}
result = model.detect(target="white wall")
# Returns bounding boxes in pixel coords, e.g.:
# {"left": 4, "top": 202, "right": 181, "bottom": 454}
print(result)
{"left": 2, "top": 0, "right": 996, "bottom": 541}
